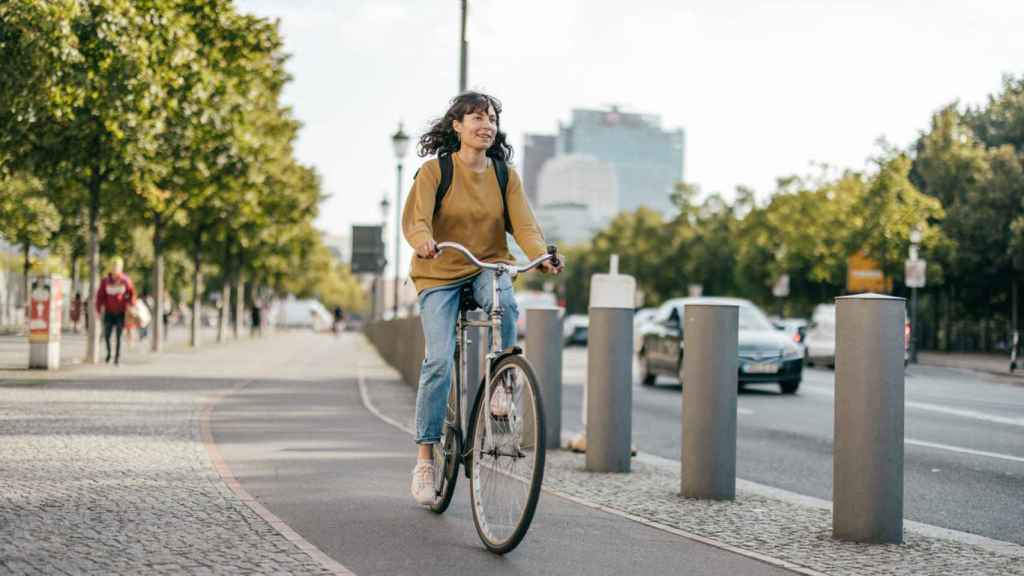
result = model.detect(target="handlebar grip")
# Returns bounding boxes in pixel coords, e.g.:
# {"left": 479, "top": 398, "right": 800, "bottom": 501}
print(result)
{"left": 546, "top": 244, "right": 560, "bottom": 268}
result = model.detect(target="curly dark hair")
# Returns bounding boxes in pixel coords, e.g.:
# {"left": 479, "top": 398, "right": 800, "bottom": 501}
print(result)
{"left": 417, "top": 92, "right": 513, "bottom": 161}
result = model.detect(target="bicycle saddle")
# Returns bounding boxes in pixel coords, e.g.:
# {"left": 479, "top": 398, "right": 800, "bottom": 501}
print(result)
{"left": 458, "top": 283, "right": 481, "bottom": 313}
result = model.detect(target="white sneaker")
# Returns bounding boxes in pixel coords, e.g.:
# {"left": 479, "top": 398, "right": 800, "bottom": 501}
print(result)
{"left": 411, "top": 460, "right": 435, "bottom": 506}
{"left": 490, "top": 384, "right": 511, "bottom": 417}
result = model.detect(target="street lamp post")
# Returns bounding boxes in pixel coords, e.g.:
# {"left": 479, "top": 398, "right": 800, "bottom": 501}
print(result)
{"left": 391, "top": 123, "right": 410, "bottom": 320}
{"left": 376, "top": 195, "right": 390, "bottom": 320}
{"left": 908, "top": 227, "right": 923, "bottom": 364}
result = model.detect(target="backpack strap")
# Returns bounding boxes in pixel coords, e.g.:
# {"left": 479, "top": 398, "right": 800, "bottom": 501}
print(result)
{"left": 432, "top": 153, "right": 454, "bottom": 220}
{"left": 431, "top": 153, "right": 512, "bottom": 233}
{"left": 493, "top": 158, "right": 512, "bottom": 234}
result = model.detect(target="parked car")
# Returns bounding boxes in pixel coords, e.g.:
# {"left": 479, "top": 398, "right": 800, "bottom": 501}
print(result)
{"left": 514, "top": 291, "right": 558, "bottom": 339}
{"left": 273, "top": 296, "right": 333, "bottom": 331}
{"left": 803, "top": 304, "right": 836, "bottom": 368}
{"left": 772, "top": 317, "right": 809, "bottom": 353}
{"left": 563, "top": 314, "right": 589, "bottom": 346}
{"left": 637, "top": 297, "right": 804, "bottom": 394}
{"left": 633, "top": 307, "right": 659, "bottom": 352}
{"left": 804, "top": 303, "right": 911, "bottom": 368}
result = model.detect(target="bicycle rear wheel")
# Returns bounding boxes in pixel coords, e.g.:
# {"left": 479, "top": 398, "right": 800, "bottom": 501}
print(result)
{"left": 429, "top": 372, "right": 461, "bottom": 514}
{"left": 468, "top": 354, "right": 545, "bottom": 554}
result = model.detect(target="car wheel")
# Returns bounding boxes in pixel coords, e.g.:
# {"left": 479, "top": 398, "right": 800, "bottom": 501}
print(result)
{"left": 640, "top": 354, "right": 656, "bottom": 386}
{"left": 780, "top": 379, "right": 800, "bottom": 394}
{"left": 804, "top": 348, "right": 813, "bottom": 367}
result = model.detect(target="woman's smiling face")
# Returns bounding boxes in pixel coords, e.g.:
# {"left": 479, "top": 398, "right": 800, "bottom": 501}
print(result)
{"left": 453, "top": 103, "right": 497, "bottom": 151}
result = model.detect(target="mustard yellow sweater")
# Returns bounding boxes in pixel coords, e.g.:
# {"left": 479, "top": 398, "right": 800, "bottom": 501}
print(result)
{"left": 402, "top": 154, "right": 546, "bottom": 292}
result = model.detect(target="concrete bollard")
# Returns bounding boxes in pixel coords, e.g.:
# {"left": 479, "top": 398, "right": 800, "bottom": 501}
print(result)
{"left": 526, "top": 306, "right": 563, "bottom": 450}
{"left": 586, "top": 260, "right": 636, "bottom": 472}
{"left": 681, "top": 304, "right": 738, "bottom": 499}
{"left": 833, "top": 293, "right": 906, "bottom": 544}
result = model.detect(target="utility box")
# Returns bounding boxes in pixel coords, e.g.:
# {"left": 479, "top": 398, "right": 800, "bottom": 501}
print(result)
{"left": 29, "top": 275, "right": 63, "bottom": 370}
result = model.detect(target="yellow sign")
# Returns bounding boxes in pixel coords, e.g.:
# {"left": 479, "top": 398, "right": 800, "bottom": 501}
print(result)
{"left": 847, "top": 251, "right": 892, "bottom": 294}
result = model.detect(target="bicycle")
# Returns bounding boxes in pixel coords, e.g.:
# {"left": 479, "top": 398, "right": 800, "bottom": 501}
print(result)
{"left": 427, "top": 241, "right": 559, "bottom": 554}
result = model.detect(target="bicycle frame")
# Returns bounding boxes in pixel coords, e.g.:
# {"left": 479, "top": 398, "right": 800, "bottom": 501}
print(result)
{"left": 437, "top": 242, "right": 556, "bottom": 465}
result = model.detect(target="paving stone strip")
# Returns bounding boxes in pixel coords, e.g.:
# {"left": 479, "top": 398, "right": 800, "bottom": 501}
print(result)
{"left": 353, "top": 334, "right": 1024, "bottom": 576}
{"left": 0, "top": 334, "right": 340, "bottom": 576}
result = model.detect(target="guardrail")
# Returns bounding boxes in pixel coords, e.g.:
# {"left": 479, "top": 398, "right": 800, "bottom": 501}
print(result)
{"left": 364, "top": 318, "right": 425, "bottom": 388}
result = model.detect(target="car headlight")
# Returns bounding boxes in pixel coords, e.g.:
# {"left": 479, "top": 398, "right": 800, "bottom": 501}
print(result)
{"left": 782, "top": 346, "right": 802, "bottom": 360}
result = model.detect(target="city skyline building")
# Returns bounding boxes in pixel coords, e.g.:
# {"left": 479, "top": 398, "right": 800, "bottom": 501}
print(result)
{"left": 556, "top": 106, "right": 684, "bottom": 216}
{"left": 535, "top": 203, "right": 596, "bottom": 247}
{"left": 521, "top": 133, "right": 556, "bottom": 206}
{"left": 535, "top": 154, "right": 619, "bottom": 245}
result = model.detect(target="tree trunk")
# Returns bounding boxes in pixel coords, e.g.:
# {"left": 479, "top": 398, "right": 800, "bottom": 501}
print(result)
{"left": 70, "top": 252, "right": 80, "bottom": 306}
{"left": 86, "top": 168, "right": 101, "bottom": 363}
{"left": 217, "top": 238, "right": 230, "bottom": 344}
{"left": 21, "top": 242, "right": 30, "bottom": 328}
{"left": 190, "top": 233, "right": 203, "bottom": 348}
{"left": 234, "top": 250, "right": 244, "bottom": 340}
{"left": 217, "top": 283, "right": 229, "bottom": 343}
{"left": 1013, "top": 276, "right": 1019, "bottom": 352}
{"left": 151, "top": 214, "right": 164, "bottom": 353}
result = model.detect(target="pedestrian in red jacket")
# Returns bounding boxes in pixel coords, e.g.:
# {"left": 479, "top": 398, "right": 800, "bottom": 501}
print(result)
{"left": 96, "top": 257, "right": 136, "bottom": 365}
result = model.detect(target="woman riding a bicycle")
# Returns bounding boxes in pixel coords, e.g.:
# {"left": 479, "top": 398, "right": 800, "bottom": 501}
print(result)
{"left": 402, "top": 92, "right": 563, "bottom": 507}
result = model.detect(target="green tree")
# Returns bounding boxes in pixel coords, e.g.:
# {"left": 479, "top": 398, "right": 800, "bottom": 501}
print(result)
{"left": 0, "top": 174, "right": 61, "bottom": 321}
{"left": 853, "top": 151, "right": 944, "bottom": 288}
{"left": 915, "top": 105, "right": 1019, "bottom": 335}
{"left": 1, "top": 0, "right": 175, "bottom": 361}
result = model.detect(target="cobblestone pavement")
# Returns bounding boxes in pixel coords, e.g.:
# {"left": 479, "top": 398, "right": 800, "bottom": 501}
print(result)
{"left": 0, "top": 333, "right": 338, "bottom": 575}
{"left": 355, "top": 335, "right": 1024, "bottom": 576}
{"left": 0, "top": 325, "right": 219, "bottom": 371}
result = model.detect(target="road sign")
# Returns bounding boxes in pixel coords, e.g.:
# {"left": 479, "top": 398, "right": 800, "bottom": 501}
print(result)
{"left": 351, "top": 225, "right": 385, "bottom": 274}
{"left": 847, "top": 251, "right": 892, "bottom": 293}
{"left": 772, "top": 274, "right": 790, "bottom": 298}
{"left": 905, "top": 259, "right": 926, "bottom": 288}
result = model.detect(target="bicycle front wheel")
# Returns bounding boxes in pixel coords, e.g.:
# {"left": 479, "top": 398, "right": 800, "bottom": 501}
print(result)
{"left": 468, "top": 354, "right": 545, "bottom": 554}
{"left": 429, "top": 371, "right": 461, "bottom": 514}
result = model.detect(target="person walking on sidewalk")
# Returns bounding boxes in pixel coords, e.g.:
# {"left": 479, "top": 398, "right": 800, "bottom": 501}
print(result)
{"left": 96, "top": 257, "right": 136, "bottom": 365}
{"left": 332, "top": 305, "right": 345, "bottom": 335}
{"left": 402, "top": 92, "right": 563, "bottom": 506}
{"left": 70, "top": 292, "right": 82, "bottom": 333}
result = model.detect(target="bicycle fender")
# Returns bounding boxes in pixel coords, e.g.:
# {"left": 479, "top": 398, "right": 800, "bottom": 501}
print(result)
{"left": 489, "top": 346, "right": 523, "bottom": 369}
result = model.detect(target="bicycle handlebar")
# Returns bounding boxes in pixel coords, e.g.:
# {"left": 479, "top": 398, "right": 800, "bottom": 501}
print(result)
{"left": 435, "top": 241, "right": 560, "bottom": 276}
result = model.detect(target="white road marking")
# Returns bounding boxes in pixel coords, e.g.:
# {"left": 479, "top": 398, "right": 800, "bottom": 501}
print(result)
{"left": 903, "top": 400, "right": 1024, "bottom": 428}
{"left": 906, "top": 439, "right": 1024, "bottom": 464}
{"left": 802, "top": 386, "right": 1024, "bottom": 428}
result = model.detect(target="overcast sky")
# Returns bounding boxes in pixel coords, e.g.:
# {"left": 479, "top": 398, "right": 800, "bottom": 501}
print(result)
{"left": 236, "top": 0, "right": 1024, "bottom": 278}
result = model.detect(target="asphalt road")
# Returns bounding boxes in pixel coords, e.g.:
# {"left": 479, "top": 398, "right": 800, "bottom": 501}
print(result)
{"left": 559, "top": 346, "right": 1024, "bottom": 544}
{"left": 209, "top": 364, "right": 795, "bottom": 575}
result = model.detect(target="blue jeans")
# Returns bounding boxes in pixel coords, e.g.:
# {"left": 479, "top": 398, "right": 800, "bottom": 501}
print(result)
{"left": 415, "top": 271, "right": 518, "bottom": 444}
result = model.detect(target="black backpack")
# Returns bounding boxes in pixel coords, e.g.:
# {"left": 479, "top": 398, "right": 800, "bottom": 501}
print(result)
{"left": 428, "top": 153, "right": 512, "bottom": 233}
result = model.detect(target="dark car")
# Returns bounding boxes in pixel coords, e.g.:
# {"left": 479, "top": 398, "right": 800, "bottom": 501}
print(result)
{"left": 637, "top": 297, "right": 804, "bottom": 394}
{"left": 563, "top": 314, "right": 589, "bottom": 346}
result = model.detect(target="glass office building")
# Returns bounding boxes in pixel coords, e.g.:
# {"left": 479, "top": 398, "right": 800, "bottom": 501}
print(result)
{"left": 557, "top": 107, "right": 684, "bottom": 216}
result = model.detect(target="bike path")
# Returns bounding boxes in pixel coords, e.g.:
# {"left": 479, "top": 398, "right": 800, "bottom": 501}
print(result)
{"left": 209, "top": 371, "right": 797, "bottom": 576}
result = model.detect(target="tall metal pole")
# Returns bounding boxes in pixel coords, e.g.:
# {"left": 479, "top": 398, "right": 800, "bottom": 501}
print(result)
{"left": 910, "top": 286, "right": 918, "bottom": 363}
{"left": 393, "top": 162, "right": 403, "bottom": 320}
{"left": 459, "top": 0, "right": 468, "bottom": 92}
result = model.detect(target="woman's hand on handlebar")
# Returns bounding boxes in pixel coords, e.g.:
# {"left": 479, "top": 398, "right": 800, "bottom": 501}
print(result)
{"left": 540, "top": 251, "right": 564, "bottom": 275}
{"left": 415, "top": 239, "right": 438, "bottom": 259}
